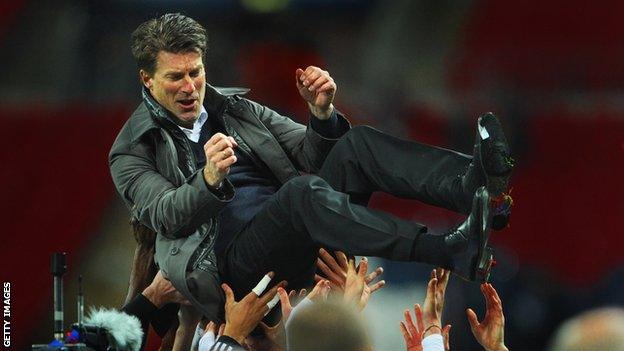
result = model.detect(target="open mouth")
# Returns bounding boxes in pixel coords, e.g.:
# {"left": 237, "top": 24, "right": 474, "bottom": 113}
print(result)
{"left": 177, "top": 98, "right": 197, "bottom": 110}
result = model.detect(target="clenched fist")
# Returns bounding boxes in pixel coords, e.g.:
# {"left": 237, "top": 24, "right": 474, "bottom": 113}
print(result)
{"left": 203, "top": 133, "right": 238, "bottom": 187}
{"left": 296, "top": 66, "right": 336, "bottom": 120}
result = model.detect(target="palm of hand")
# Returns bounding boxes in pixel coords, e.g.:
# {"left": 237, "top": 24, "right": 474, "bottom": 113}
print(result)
{"left": 468, "top": 283, "right": 507, "bottom": 351}
{"left": 359, "top": 284, "right": 372, "bottom": 308}
{"left": 407, "top": 342, "right": 422, "bottom": 351}
{"left": 474, "top": 312, "right": 505, "bottom": 350}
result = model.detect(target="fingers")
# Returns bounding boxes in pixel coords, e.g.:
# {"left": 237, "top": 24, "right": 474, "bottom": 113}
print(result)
{"left": 205, "top": 133, "right": 237, "bottom": 148}
{"left": 299, "top": 66, "right": 322, "bottom": 87}
{"left": 483, "top": 283, "right": 504, "bottom": 321}
{"left": 277, "top": 287, "right": 295, "bottom": 321}
{"left": 335, "top": 251, "right": 349, "bottom": 271}
{"left": 221, "top": 283, "right": 234, "bottom": 304}
{"left": 204, "top": 135, "right": 238, "bottom": 180}
{"left": 436, "top": 268, "right": 450, "bottom": 288}
{"left": 368, "top": 279, "right": 386, "bottom": 293}
{"left": 299, "top": 289, "right": 307, "bottom": 298}
{"left": 404, "top": 309, "right": 419, "bottom": 337}
{"left": 481, "top": 284, "right": 492, "bottom": 311}
{"left": 218, "top": 323, "right": 225, "bottom": 337}
{"left": 442, "top": 324, "right": 451, "bottom": 351}
{"left": 205, "top": 135, "right": 237, "bottom": 161}
{"left": 308, "top": 75, "right": 332, "bottom": 92}
{"left": 357, "top": 257, "right": 368, "bottom": 278}
{"left": 487, "top": 283, "right": 503, "bottom": 307}
{"left": 316, "top": 80, "right": 335, "bottom": 93}
{"left": 297, "top": 66, "right": 335, "bottom": 93}
{"left": 365, "top": 266, "right": 383, "bottom": 284}
{"left": 266, "top": 293, "right": 280, "bottom": 311}
{"left": 308, "top": 279, "right": 331, "bottom": 302}
{"left": 318, "top": 248, "right": 344, "bottom": 275}
{"left": 295, "top": 68, "right": 305, "bottom": 89}
{"left": 215, "top": 155, "right": 237, "bottom": 171}
{"left": 204, "top": 321, "right": 216, "bottom": 334}
{"left": 316, "top": 257, "right": 344, "bottom": 287}
{"left": 414, "top": 303, "right": 425, "bottom": 332}
{"left": 399, "top": 321, "right": 412, "bottom": 342}
{"left": 319, "top": 281, "right": 331, "bottom": 300}
{"left": 252, "top": 272, "right": 274, "bottom": 296}
{"left": 424, "top": 277, "right": 438, "bottom": 310}
{"left": 277, "top": 287, "right": 291, "bottom": 312}
{"left": 426, "top": 277, "right": 438, "bottom": 300}
{"left": 315, "top": 274, "right": 340, "bottom": 292}
{"left": 259, "top": 280, "right": 287, "bottom": 306}
{"left": 208, "top": 143, "right": 236, "bottom": 161}
{"left": 466, "top": 308, "right": 480, "bottom": 330}
{"left": 347, "top": 258, "right": 356, "bottom": 274}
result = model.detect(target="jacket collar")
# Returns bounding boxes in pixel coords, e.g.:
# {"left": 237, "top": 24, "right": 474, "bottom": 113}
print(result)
{"left": 130, "top": 84, "right": 249, "bottom": 143}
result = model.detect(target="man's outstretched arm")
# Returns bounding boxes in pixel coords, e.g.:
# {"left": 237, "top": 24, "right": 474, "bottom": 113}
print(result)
{"left": 243, "top": 66, "right": 350, "bottom": 174}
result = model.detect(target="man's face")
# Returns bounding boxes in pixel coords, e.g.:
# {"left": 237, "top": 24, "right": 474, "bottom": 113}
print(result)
{"left": 141, "top": 50, "right": 206, "bottom": 127}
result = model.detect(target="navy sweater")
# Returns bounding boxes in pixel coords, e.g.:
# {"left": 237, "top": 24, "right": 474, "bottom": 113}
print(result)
{"left": 189, "top": 111, "right": 340, "bottom": 254}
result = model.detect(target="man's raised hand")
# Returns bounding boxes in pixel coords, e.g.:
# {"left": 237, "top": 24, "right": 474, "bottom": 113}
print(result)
{"left": 203, "top": 133, "right": 238, "bottom": 187}
{"left": 295, "top": 66, "right": 336, "bottom": 120}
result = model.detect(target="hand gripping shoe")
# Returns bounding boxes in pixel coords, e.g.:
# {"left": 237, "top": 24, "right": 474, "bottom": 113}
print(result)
{"left": 474, "top": 112, "right": 514, "bottom": 230}
{"left": 444, "top": 186, "right": 495, "bottom": 282}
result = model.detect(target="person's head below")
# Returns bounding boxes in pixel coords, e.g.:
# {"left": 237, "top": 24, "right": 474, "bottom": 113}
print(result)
{"left": 287, "top": 299, "right": 373, "bottom": 351}
{"left": 548, "top": 307, "right": 624, "bottom": 351}
{"left": 131, "top": 13, "right": 207, "bottom": 128}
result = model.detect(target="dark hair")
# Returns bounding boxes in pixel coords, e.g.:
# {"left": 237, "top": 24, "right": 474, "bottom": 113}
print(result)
{"left": 131, "top": 13, "right": 207, "bottom": 75}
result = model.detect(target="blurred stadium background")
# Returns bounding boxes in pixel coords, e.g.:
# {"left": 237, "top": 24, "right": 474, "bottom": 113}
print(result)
{"left": 1, "top": 0, "right": 623, "bottom": 350}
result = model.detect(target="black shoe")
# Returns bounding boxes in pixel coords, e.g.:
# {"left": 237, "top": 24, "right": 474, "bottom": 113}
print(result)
{"left": 474, "top": 112, "right": 514, "bottom": 230}
{"left": 444, "top": 186, "right": 494, "bottom": 282}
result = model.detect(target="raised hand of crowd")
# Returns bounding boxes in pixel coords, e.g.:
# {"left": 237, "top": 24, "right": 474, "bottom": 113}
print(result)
{"left": 467, "top": 283, "right": 508, "bottom": 351}
{"left": 315, "top": 248, "right": 385, "bottom": 310}
{"left": 400, "top": 269, "right": 451, "bottom": 351}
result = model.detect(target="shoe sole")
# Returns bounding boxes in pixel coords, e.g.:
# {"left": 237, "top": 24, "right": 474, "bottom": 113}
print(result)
{"left": 478, "top": 113, "right": 513, "bottom": 230}
{"left": 454, "top": 187, "right": 494, "bottom": 282}
{"left": 470, "top": 187, "right": 493, "bottom": 282}
{"left": 476, "top": 246, "right": 495, "bottom": 283}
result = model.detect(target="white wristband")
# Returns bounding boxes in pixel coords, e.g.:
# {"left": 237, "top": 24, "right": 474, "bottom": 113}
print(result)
{"left": 198, "top": 330, "right": 216, "bottom": 351}
{"left": 422, "top": 333, "right": 444, "bottom": 351}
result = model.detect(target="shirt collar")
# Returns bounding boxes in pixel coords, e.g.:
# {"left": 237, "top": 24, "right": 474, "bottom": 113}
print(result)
{"left": 177, "top": 105, "right": 208, "bottom": 143}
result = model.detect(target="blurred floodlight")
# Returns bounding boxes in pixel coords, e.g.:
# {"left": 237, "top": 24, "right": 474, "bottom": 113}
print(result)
{"left": 242, "top": 0, "right": 290, "bottom": 13}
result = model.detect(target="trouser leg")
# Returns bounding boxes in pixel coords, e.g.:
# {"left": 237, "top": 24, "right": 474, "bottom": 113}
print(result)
{"left": 222, "top": 175, "right": 446, "bottom": 301}
{"left": 319, "top": 125, "right": 480, "bottom": 214}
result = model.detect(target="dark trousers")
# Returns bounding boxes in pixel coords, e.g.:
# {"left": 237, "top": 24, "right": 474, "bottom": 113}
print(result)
{"left": 221, "top": 126, "right": 479, "bottom": 299}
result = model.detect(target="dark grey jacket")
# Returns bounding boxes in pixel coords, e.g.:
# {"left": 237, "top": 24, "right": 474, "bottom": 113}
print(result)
{"left": 109, "top": 85, "right": 349, "bottom": 320}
